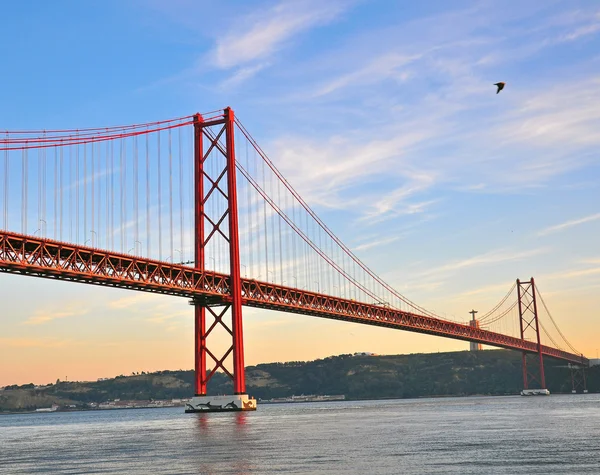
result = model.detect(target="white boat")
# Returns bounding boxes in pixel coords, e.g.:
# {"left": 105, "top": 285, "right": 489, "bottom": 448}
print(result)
{"left": 520, "top": 389, "right": 550, "bottom": 396}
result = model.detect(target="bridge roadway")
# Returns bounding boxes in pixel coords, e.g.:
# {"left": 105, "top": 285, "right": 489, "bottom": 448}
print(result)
{"left": 0, "top": 230, "right": 588, "bottom": 366}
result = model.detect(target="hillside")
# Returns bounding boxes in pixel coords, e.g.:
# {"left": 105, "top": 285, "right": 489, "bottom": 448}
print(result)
{"left": 1, "top": 350, "right": 597, "bottom": 412}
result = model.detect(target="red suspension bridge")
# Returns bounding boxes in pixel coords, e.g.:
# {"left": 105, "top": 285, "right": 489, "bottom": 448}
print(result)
{"left": 0, "top": 108, "right": 589, "bottom": 410}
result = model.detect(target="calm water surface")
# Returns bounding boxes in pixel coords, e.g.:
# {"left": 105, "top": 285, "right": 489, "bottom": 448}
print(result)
{"left": 1, "top": 394, "right": 599, "bottom": 474}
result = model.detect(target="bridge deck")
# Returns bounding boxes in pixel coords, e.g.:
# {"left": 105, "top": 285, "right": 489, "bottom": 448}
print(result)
{"left": 0, "top": 231, "right": 587, "bottom": 365}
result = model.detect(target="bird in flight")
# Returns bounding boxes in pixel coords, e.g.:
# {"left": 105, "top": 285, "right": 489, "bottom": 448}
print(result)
{"left": 494, "top": 82, "right": 505, "bottom": 94}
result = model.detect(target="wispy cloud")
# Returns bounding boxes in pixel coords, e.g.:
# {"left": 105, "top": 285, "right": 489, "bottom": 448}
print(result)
{"left": 402, "top": 280, "right": 446, "bottom": 293}
{"left": 315, "top": 53, "right": 420, "bottom": 97}
{"left": 0, "top": 337, "right": 73, "bottom": 348}
{"left": 419, "top": 248, "right": 551, "bottom": 279}
{"left": 538, "top": 212, "right": 600, "bottom": 236}
{"left": 138, "top": 0, "right": 354, "bottom": 91}
{"left": 220, "top": 63, "right": 270, "bottom": 90}
{"left": 107, "top": 294, "right": 187, "bottom": 327}
{"left": 263, "top": 2, "right": 600, "bottom": 204}
{"left": 561, "top": 267, "right": 600, "bottom": 279}
{"left": 455, "top": 281, "right": 517, "bottom": 299}
{"left": 496, "top": 77, "right": 600, "bottom": 148}
{"left": 245, "top": 318, "right": 291, "bottom": 330}
{"left": 558, "top": 20, "right": 600, "bottom": 42}
{"left": 542, "top": 265, "right": 600, "bottom": 281}
{"left": 212, "top": 1, "right": 350, "bottom": 69}
{"left": 270, "top": 127, "right": 437, "bottom": 217}
{"left": 360, "top": 194, "right": 439, "bottom": 224}
{"left": 109, "top": 293, "right": 160, "bottom": 309}
{"left": 147, "top": 310, "right": 188, "bottom": 324}
{"left": 353, "top": 236, "right": 400, "bottom": 252}
{"left": 23, "top": 309, "right": 83, "bottom": 326}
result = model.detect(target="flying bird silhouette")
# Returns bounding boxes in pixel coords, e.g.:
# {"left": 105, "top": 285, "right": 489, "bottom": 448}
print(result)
{"left": 494, "top": 82, "right": 505, "bottom": 94}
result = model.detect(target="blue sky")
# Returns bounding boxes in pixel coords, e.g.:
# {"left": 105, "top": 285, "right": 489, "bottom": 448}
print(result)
{"left": 1, "top": 0, "right": 599, "bottom": 385}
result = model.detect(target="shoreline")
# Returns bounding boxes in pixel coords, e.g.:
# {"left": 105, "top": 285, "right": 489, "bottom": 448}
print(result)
{"left": 0, "top": 404, "right": 187, "bottom": 416}
{"left": 4, "top": 391, "right": 592, "bottom": 415}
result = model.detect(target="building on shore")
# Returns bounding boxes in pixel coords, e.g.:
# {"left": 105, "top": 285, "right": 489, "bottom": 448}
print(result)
{"left": 469, "top": 310, "right": 482, "bottom": 352}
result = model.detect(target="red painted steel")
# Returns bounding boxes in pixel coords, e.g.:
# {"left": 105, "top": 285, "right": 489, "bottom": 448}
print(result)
{"left": 223, "top": 107, "right": 246, "bottom": 395}
{"left": 193, "top": 113, "right": 207, "bottom": 396}
{"left": 518, "top": 278, "right": 547, "bottom": 389}
{"left": 517, "top": 280, "right": 529, "bottom": 389}
{"left": 530, "top": 279, "right": 546, "bottom": 388}
{"left": 0, "top": 230, "right": 588, "bottom": 366}
{"left": 189, "top": 108, "right": 247, "bottom": 395}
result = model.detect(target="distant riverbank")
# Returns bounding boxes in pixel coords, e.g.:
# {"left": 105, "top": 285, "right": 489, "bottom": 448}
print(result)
{"left": 1, "top": 350, "right": 596, "bottom": 413}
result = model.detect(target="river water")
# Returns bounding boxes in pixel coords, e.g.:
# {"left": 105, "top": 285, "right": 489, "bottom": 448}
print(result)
{"left": 1, "top": 394, "right": 599, "bottom": 474}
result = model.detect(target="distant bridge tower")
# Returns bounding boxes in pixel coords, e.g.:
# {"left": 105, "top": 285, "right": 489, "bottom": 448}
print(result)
{"left": 517, "top": 278, "right": 549, "bottom": 395}
{"left": 469, "top": 310, "right": 482, "bottom": 351}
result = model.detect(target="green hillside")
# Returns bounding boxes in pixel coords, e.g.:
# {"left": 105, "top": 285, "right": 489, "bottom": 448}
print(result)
{"left": 1, "top": 350, "right": 596, "bottom": 412}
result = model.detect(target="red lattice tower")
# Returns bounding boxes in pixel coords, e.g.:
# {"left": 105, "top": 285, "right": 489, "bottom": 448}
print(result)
{"left": 193, "top": 108, "right": 246, "bottom": 396}
{"left": 517, "top": 278, "right": 546, "bottom": 390}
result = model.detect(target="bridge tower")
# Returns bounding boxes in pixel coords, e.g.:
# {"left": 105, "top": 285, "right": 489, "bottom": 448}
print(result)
{"left": 517, "top": 278, "right": 549, "bottom": 395}
{"left": 186, "top": 107, "right": 256, "bottom": 412}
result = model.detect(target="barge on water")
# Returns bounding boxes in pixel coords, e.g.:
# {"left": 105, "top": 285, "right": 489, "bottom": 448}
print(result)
{"left": 520, "top": 389, "right": 550, "bottom": 396}
{"left": 185, "top": 394, "right": 257, "bottom": 413}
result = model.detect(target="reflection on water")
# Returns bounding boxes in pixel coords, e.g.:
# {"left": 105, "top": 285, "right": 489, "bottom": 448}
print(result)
{"left": 235, "top": 411, "right": 248, "bottom": 427}
{"left": 194, "top": 412, "right": 211, "bottom": 432}
{"left": 188, "top": 410, "right": 255, "bottom": 474}
{"left": 2, "top": 395, "right": 600, "bottom": 474}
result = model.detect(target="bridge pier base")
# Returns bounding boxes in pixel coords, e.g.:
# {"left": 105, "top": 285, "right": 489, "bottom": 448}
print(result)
{"left": 185, "top": 394, "right": 257, "bottom": 413}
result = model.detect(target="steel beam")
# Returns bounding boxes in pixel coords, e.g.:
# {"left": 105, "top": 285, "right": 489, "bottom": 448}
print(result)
{"left": 0, "top": 230, "right": 588, "bottom": 366}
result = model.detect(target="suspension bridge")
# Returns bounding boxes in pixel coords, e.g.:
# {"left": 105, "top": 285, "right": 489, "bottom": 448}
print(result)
{"left": 0, "top": 108, "right": 590, "bottom": 411}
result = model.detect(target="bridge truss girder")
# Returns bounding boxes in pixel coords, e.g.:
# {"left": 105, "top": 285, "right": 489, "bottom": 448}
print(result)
{"left": 0, "top": 230, "right": 588, "bottom": 368}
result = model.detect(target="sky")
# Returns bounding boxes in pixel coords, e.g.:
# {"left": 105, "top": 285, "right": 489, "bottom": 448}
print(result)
{"left": 0, "top": 0, "right": 599, "bottom": 386}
